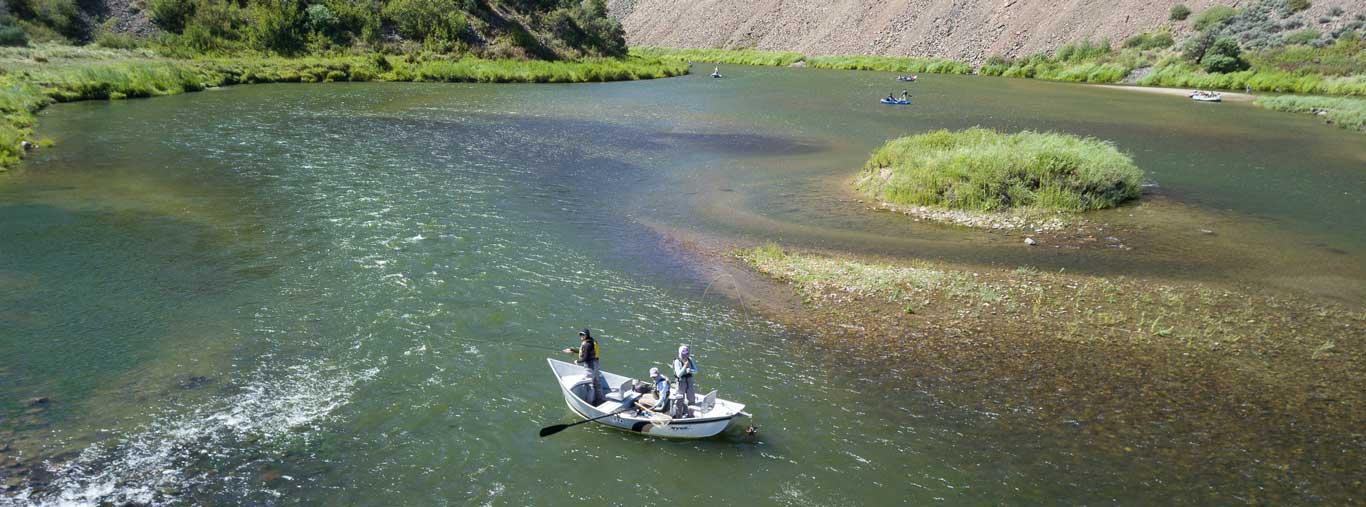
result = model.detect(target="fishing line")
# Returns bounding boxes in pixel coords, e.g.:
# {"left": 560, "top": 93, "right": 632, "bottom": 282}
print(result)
{"left": 451, "top": 334, "right": 566, "bottom": 353}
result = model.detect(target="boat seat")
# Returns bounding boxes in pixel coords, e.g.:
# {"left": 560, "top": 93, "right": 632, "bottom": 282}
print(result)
{"left": 690, "top": 390, "right": 718, "bottom": 416}
{"left": 597, "top": 400, "right": 624, "bottom": 413}
{"left": 604, "top": 379, "right": 633, "bottom": 402}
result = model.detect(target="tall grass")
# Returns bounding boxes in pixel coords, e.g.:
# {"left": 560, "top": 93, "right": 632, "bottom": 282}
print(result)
{"left": 1253, "top": 95, "right": 1366, "bottom": 130}
{"left": 0, "top": 51, "right": 685, "bottom": 170}
{"left": 1139, "top": 60, "right": 1366, "bottom": 95}
{"left": 804, "top": 55, "right": 972, "bottom": 75}
{"left": 855, "top": 128, "right": 1143, "bottom": 212}
{"left": 630, "top": 47, "right": 804, "bottom": 67}
{"left": 629, "top": 47, "right": 974, "bottom": 75}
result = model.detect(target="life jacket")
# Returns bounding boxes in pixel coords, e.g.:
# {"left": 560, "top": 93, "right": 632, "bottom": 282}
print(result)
{"left": 580, "top": 337, "right": 599, "bottom": 361}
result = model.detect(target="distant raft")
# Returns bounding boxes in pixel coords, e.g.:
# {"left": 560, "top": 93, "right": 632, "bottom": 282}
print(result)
{"left": 880, "top": 98, "right": 911, "bottom": 105}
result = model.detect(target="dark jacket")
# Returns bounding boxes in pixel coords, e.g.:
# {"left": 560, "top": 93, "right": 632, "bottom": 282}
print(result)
{"left": 577, "top": 338, "right": 598, "bottom": 364}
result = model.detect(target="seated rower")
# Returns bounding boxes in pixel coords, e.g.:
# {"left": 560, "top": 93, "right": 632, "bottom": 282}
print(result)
{"left": 635, "top": 367, "right": 671, "bottom": 415}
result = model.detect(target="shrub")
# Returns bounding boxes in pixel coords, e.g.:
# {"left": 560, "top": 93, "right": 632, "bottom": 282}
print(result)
{"left": 1194, "top": 6, "right": 1237, "bottom": 31}
{"left": 1124, "top": 31, "right": 1174, "bottom": 50}
{"left": 245, "top": 0, "right": 307, "bottom": 55}
{"left": 1055, "top": 39, "right": 1111, "bottom": 62}
{"left": 8, "top": 0, "right": 81, "bottom": 38}
{"left": 145, "top": 0, "right": 196, "bottom": 33}
{"left": 854, "top": 128, "right": 1144, "bottom": 212}
{"left": 0, "top": 17, "right": 28, "bottom": 46}
{"left": 1283, "top": 28, "right": 1321, "bottom": 45}
{"left": 381, "top": 0, "right": 467, "bottom": 51}
{"left": 1284, "top": 0, "right": 1311, "bottom": 15}
{"left": 306, "top": 4, "right": 337, "bottom": 33}
{"left": 1170, "top": 4, "right": 1191, "bottom": 21}
{"left": 1202, "top": 36, "right": 1248, "bottom": 73}
{"left": 94, "top": 30, "right": 142, "bottom": 49}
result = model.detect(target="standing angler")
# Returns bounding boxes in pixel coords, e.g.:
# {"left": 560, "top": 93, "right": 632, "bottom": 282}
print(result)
{"left": 673, "top": 344, "right": 698, "bottom": 416}
{"left": 564, "top": 328, "right": 604, "bottom": 405}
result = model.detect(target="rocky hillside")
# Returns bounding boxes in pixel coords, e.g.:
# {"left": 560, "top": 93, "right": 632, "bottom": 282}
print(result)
{"left": 608, "top": 0, "right": 1362, "bottom": 64}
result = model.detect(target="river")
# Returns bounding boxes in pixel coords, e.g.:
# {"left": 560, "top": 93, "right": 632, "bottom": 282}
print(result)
{"left": 2, "top": 65, "right": 1362, "bottom": 505}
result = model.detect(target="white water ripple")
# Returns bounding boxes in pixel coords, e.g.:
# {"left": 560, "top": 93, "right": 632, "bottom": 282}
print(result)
{"left": 10, "top": 362, "right": 378, "bottom": 507}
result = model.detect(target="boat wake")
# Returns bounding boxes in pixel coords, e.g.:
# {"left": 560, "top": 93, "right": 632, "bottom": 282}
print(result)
{"left": 8, "top": 361, "right": 378, "bottom": 507}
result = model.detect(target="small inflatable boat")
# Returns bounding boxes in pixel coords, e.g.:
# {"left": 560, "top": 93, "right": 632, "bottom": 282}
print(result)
{"left": 880, "top": 98, "right": 911, "bottom": 105}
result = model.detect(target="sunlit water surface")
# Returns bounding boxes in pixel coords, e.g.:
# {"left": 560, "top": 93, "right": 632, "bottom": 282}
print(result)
{"left": 2, "top": 66, "right": 1363, "bottom": 505}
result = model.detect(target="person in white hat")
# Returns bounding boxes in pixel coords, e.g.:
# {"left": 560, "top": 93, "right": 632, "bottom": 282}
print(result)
{"left": 672, "top": 344, "right": 698, "bottom": 413}
{"left": 647, "top": 367, "right": 671, "bottom": 413}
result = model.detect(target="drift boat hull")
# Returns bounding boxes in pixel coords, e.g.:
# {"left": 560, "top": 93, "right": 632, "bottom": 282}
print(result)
{"left": 547, "top": 358, "right": 746, "bottom": 439}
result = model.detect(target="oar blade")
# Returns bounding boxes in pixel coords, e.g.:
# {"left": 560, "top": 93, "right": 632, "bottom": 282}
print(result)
{"left": 539, "top": 424, "right": 570, "bottom": 438}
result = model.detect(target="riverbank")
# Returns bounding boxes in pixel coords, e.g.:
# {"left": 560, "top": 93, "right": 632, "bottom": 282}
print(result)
{"left": 632, "top": 45, "right": 1366, "bottom": 133}
{"left": 730, "top": 243, "right": 1364, "bottom": 503}
{"left": 0, "top": 45, "right": 686, "bottom": 171}
{"left": 1094, "top": 83, "right": 1255, "bottom": 102}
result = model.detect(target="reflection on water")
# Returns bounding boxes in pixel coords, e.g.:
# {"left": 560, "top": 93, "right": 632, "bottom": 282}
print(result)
{"left": 1, "top": 67, "right": 1362, "bottom": 504}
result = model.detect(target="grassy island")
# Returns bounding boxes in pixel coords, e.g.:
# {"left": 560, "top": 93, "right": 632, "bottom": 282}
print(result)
{"left": 855, "top": 128, "right": 1144, "bottom": 213}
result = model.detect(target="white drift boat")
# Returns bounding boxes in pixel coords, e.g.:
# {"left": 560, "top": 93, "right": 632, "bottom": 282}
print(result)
{"left": 1189, "top": 90, "right": 1223, "bottom": 102}
{"left": 547, "top": 358, "right": 749, "bottom": 439}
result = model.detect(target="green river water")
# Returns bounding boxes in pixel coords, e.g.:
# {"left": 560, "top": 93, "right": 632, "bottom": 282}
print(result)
{"left": 2, "top": 65, "right": 1363, "bottom": 505}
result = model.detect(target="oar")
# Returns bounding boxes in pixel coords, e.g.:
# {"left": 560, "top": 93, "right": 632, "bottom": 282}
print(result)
{"left": 539, "top": 404, "right": 636, "bottom": 438}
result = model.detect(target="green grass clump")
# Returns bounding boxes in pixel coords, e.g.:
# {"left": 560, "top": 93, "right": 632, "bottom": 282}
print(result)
{"left": 630, "top": 47, "right": 804, "bottom": 67}
{"left": 855, "top": 128, "right": 1143, "bottom": 212}
{"left": 1254, "top": 95, "right": 1366, "bottom": 130}
{"left": 804, "top": 54, "right": 972, "bottom": 74}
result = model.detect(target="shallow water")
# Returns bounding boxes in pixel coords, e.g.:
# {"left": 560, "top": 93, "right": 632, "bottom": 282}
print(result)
{"left": 1, "top": 66, "right": 1362, "bottom": 505}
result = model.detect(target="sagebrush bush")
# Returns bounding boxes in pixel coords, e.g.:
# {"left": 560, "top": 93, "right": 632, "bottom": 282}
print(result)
{"left": 1283, "top": 0, "right": 1311, "bottom": 15}
{"left": 1194, "top": 6, "right": 1238, "bottom": 31}
{"left": 1170, "top": 4, "right": 1191, "bottom": 21}
{"left": 1283, "top": 28, "right": 1321, "bottom": 45}
{"left": 1124, "top": 31, "right": 1175, "bottom": 50}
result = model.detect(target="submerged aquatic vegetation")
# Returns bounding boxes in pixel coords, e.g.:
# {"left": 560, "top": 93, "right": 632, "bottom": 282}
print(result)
{"left": 1253, "top": 94, "right": 1366, "bottom": 130}
{"left": 733, "top": 243, "right": 1365, "bottom": 503}
{"left": 855, "top": 128, "right": 1144, "bottom": 213}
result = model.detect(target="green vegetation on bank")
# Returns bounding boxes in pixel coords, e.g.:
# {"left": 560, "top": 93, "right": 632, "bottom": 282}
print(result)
{"left": 630, "top": 47, "right": 803, "bottom": 66}
{"left": 0, "top": 45, "right": 685, "bottom": 169}
{"left": 0, "top": 0, "right": 686, "bottom": 171}
{"left": 630, "top": 47, "right": 972, "bottom": 75}
{"left": 982, "top": 0, "right": 1366, "bottom": 95}
{"left": 855, "top": 128, "right": 1143, "bottom": 212}
{"left": 804, "top": 54, "right": 972, "bottom": 75}
{"left": 1, "top": 0, "right": 628, "bottom": 59}
{"left": 1253, "top": 94, "right": 1366, "bottom": 129}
